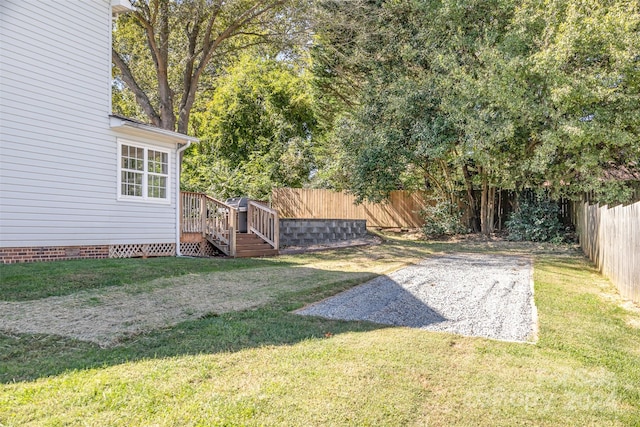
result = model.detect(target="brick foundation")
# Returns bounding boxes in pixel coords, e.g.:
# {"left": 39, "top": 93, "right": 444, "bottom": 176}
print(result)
{"left": 0, "top": 241, "right": 222, "bottom": 264}
{"left": 0, "top": 245, "right": 110, "bottom": 264}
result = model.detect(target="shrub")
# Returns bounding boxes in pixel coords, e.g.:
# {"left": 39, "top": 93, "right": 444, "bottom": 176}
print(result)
{"left": 420, "top": 196, "right": 469, "bottom": 237}
{"left": 505, "top": 194, "right": 566, "bottom": 243}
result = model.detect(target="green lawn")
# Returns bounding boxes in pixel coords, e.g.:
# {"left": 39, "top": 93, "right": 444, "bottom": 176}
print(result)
{"left": 0, "top": 236, "right": 638, "bottom": 426}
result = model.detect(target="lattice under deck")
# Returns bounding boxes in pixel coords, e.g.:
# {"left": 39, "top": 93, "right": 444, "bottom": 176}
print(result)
{"left": 109, "top": 243, "right": 176, "bottom": 259}
{"left": 180, "top": 241, "right": 218, "bottom": 257}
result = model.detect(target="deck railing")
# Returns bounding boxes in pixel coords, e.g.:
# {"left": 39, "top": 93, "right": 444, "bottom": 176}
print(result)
{"left": 181, "top": 192, "right": 279, "bottom": 255}
{"left": 248, "top": 200, "right": 279, "bottom": 250}
{"left": 181, "top": 191, "right": 237, "bottom": 255}
{"left": 181, "top": 191, "right": 205, "bottom": 234}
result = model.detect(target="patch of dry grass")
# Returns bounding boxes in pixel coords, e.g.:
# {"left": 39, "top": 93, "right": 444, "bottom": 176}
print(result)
{"left": 0, "top": 266, "right": 376, "bottom": 346}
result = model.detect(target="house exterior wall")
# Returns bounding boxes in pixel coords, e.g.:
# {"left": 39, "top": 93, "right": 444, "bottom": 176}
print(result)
{"left": 0, "top": 0, "right": 180, "bottom": 260}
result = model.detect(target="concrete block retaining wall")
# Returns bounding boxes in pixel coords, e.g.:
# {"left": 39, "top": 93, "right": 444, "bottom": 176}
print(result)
{"left": 279, "top": 219, "right": 367, "bottom": 247}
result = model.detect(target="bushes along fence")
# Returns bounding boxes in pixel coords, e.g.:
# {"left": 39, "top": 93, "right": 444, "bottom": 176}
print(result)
{"left": 273, "top": 188, "right": 638, "bottom": 303}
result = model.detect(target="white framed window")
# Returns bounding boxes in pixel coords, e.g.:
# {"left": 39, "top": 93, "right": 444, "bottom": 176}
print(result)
{"left": 118, "top": 140, "right": 170, "bottom": 202}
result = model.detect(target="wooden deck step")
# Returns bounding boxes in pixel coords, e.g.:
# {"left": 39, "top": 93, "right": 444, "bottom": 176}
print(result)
{"left": 205, "top": 235, "right": 230, "bottom": 256}
{"left": 234, "top": 233, "right": 278, "bottom": 258}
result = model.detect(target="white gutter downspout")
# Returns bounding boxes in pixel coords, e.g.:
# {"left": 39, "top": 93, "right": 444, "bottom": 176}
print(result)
{"left": 175, "top": 141, "right": 193, "bottom": 256}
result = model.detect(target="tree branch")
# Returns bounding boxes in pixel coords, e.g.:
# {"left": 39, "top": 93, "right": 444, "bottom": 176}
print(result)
{"left": 131, "top": 1, "right": 174, "bottom": 129}
{"left": 132, "top": 8, "right": 162, "bottom": 72}
{"left": 112, "top": 48, "right": 161, "bottom": 126}
{"left": 177, "top": 0, "right": 287, "bottom": 133}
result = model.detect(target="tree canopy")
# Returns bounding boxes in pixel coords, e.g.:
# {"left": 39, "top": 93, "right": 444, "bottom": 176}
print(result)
{"left": 181, "top": 53, "right": 318, "bottom": 199}
{"left": 310, "top": 0, "right": 640, "bottom": 231}
{"left": 111, "top": 0, "right": 640, "bottom": 218}
{"left": 112, "top": 0, "right": 305, "bottom": 133}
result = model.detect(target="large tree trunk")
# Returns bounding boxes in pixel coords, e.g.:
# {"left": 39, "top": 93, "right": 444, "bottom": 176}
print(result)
{"left": 497, "top": 190, "right": 502, "bottom": 231}
{"left": 480, "top": 174, "right": 496, "bottom": 235}
{"left": 462, "top": 164, "right": 479, "bottom": 232}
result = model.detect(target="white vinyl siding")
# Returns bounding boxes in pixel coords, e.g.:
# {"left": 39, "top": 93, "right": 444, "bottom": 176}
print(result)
{"left": 0, "top": 0, "right": 179, "bottom": 247}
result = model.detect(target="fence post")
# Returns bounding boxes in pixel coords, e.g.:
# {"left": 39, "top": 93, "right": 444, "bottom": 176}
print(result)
{"left": 180, "top": 192, "right": 184, "bottom": 234}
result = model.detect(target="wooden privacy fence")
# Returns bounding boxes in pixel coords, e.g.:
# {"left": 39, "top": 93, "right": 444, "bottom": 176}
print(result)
{"left": 272, "top": 188, "right": 428, "bottom": 228}
{"left": 574, "top": 199, "right": 640, "bottom": 304}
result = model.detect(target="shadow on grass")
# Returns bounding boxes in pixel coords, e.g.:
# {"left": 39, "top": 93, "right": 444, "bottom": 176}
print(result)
{"left": 0, "top": 263, "right": 448, "bottom": 384}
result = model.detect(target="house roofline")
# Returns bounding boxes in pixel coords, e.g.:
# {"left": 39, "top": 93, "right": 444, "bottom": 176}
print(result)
{"left": 112, "top": 0, "right": 134, "bottom": 16}
{"left": 109, "top": 115, "right": 199, "bottom": 145}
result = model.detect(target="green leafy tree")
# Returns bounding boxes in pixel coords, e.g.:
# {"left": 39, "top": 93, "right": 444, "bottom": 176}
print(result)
{"left": 182, "top": 54, "right": 318, "bottom": 199}
{"left": 112, "top": 0, "right": 305, "bottom": 133}
{"left": 513, "top": 0, "right": 640, "bottom": 204}
{"left": 312, "top": 0, "right": 519, "bottom": 232}
{"left": 312, "top": 0, "right": 640, "bottom": 235}
{"left": 505, "top": 193, "right": 567, "bottom": 243}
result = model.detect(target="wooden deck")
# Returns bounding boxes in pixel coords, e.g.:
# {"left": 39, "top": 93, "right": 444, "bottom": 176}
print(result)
{"left": 181, "top": 192, "right": 279, "bottom": 258}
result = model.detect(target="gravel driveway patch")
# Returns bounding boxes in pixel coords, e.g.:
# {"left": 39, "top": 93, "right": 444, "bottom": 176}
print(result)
{"left": 295, "top": 253, "right": 537, "bottom": 342}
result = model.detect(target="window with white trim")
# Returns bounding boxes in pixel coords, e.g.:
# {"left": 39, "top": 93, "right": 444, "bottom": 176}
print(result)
{"left": 118, "top": 141, "right": 170, "bottom": 201}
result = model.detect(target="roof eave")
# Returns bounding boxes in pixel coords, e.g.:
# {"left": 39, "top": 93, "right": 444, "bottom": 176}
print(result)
{"left": 109, "top": 115, "right": 199, "bottom": 145}
{"left": 112, "top": 0, "right": 134, "bottom": 16}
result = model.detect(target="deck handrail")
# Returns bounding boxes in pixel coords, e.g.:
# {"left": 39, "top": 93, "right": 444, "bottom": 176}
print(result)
{"left": 247, "top": 200, "right": 279, "bottom": 250}
{"left": 181, "top": 192, "right": 278, "bottom": 256}
{"left": 181, "top": 191, "right": 237, "bottom": 256}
